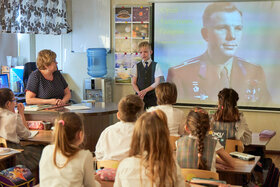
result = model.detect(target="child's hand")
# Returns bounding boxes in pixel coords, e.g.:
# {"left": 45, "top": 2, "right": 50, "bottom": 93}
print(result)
{"left": 94, "top": 173, "right": 102, "bottom": 183}
{"left": 216, "top": 163, "right": 233, "bottom": 170}
{"left": 17, "top": 103, "right": 25, "bottom": 114}
{"left": 139, "top": 90, "right": 147, "bottom": 98}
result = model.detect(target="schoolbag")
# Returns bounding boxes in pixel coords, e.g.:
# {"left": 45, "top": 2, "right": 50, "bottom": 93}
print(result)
{"left": 0, "top": 165, "right": 35, "bottom": 187}
{"left": 263, "top": 158, "right": 279, "bottom": 187}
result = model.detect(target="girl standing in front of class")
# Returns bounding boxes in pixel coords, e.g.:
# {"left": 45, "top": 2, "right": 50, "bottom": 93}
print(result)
{"left": 177, "top": 107, "right": 235, "bottom": 171}
{"left": 114, "top": 110, "right": 185, "bottom": 187}
{"left": 39, "top": 112, "right": 99, "bottom": 187}
{"left": 0, "top": 88, "right": 42, "bottom": 171}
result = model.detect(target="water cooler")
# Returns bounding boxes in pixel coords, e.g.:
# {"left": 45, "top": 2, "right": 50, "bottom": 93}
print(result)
{"left": 83, "top": 78, "right": 112, "bottom": 103}
{"left": 83, "top": 48, "right": 112, "bottom": 103}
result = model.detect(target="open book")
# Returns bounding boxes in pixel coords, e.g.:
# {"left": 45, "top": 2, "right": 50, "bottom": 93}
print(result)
{"left": 0, "top": 148, "right": 21, "bottom": 156}
{"left": 190, "top": 177, "right": 227, "bottom": 187}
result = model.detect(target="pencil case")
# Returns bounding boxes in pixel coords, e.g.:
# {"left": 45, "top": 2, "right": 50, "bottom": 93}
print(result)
{"left": 96, "top": 168, "right": 116, "bottom": 181}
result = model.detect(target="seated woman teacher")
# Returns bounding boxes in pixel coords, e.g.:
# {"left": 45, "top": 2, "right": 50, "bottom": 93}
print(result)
{"left": 26, "top": 49, "right": 71, "bottom": 106}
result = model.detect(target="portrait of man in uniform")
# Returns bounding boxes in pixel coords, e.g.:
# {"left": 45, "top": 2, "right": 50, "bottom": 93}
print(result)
{"left": 166, "top": 2, "right": 271, "bottom": 105}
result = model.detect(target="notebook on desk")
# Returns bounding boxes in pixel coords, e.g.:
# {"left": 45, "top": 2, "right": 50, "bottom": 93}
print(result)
{"left": 28, "top": 131, "right": 38, "bottom": 139}
{"left": 24, "top": 104, "right": 69, "bottom": 111}
{"left": 64, "top": 104, "right": 91, "bottom": 111}
{"left": 229, "top": 152, "right": 255, "bottom": 161}
{"left": 0, "top": 148, "right": 21, "bottom": 156}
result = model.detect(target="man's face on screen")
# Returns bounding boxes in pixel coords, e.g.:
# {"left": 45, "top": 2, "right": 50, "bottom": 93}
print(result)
{"left": 205, "top": 11, "right": 243, "bottom": 58}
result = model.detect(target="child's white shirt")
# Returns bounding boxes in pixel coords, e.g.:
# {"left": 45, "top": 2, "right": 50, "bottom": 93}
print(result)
{"left": 130, "top": 58, "right": 163, "bottom": 78}
{"left": 39, "top": 145, "right": 99, "bottom": 187}
{"left": 114, "top": 156, "right": 185, "bottom": 187}
{"left": 95, "top": 121, "right": 135, "bottom": 161}
{"left": 0, "top": 108, "right": 30, "bottom": 143}
{"left": 147, "top": 104, "right": 185, "bottom": 136}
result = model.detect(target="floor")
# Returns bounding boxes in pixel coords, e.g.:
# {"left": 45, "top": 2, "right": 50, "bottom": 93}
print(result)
{"left": 267, "top": 153, "right": 280, "bottom": 169}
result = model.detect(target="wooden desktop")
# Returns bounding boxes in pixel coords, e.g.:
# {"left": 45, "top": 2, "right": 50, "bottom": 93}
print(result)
{"left": 217, "top": 156, "right": 260, "bottom": 185}
{"left": 24, "top": 102, "right": 118, "bottom": 153}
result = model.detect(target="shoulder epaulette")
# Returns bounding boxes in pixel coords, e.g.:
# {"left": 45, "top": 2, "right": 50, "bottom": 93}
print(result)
{"left": 173, "top": 56, "right": 201, "bottom": 69}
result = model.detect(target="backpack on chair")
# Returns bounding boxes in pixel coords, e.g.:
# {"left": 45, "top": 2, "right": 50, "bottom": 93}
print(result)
{"left": 0, "top": 165, "right": 35, "bottom": 187}
{"left": 261, "top": 158, "right": 279, "bottom": 187}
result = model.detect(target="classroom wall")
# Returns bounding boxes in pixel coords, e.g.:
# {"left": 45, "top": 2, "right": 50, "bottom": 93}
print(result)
{"left": 19, "top": 0, "right": 280, "bottom": 151}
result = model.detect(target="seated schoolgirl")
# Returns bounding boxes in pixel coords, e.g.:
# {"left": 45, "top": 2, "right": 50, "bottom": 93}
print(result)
{"left": 147, "top": 82, "right": 185, "bottom": 136}
{"left": 0, "top": 88, "right": 42, "bottom": 171}
{"left": 114, "top": 110, "right": 185, "bottom": 187}
{"left": 95, "top": 94, "right": 144, "bottom": 161}
{"left": 39, "top": 112, "right": 99, "bottom": 187}
{"left": 177, "top": 107, "right": 235, "bottom": 172}
{"left": 211, "top": 88, "right": 252, "bottom": 145}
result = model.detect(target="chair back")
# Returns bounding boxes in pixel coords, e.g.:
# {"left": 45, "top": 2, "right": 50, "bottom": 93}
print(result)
{"left": 181, "top": 168, "right": 219, "bottom": 181}
{"left": 0, "top": 138, "right": 7, "bottom": 148}
{"left": 169, "top": 136, "right": 180, "bottom": 151}
{"left": 225, "top": 139, "right": 244, "bottom": 153}
{"left": 97, "top": 160, "right": 119, "bottom": 169}
{"left": 23, "top": 62, "right": 37, "bottom": 90}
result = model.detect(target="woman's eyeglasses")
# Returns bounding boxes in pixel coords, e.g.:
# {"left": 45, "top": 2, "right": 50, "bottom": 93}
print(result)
{"left": 11, "top": 98, "right": 17, "bottom": 102}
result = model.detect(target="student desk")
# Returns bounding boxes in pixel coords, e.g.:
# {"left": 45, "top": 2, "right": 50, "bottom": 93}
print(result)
{"left": 24, "top": 102, "right": 118, "bottom": 153}
{"left": 247, "top": 132, "right": 271, "bottom": 149}
{"left": 217, "top": 156, "right": 260, "bottom": 185}
{"left": 245, "top": 132, "right": 272, "bottom": 158}
{"left": 0, "top": 149, "right": 23, "bottom": 170}
{"left": 20, "top": 130, "right": 53, "bottom": 146}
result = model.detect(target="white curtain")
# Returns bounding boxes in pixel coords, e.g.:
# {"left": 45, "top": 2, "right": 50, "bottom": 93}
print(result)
{"left": 0, "top": 0, "right": 71, "bottom": 34}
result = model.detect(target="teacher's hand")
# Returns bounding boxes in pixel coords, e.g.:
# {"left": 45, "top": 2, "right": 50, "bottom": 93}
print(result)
{"left": 56, "top": 99, "right": 66, "bottom": 106}
{"left": 49, "top": 99, "right": 58, "bottom": 105}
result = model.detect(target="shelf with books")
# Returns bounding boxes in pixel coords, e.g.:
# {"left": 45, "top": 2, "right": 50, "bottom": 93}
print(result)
{"left": 114, "top": 5, "right": 151, "bottom": 84}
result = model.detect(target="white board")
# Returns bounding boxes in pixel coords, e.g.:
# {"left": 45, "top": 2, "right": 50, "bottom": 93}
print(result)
{"left": 71, "top": 0, "right": 110, "bottom": 52}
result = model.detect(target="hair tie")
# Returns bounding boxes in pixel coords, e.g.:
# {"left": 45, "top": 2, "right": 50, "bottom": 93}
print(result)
{"left": 58, "top": 120, "right": 65, "bottom": 126}
{"left": 198, "top": 153, "right": 202, "bottom": 157}
{"left": 194, "top": 108, "right": 207, "bottom": 114}
{"left": 221, "top": 106, "right": 224, "bottom": 110}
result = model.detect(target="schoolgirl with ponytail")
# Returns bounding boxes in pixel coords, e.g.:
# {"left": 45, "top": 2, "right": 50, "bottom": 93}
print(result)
{"left": 211, "top": 88, "right": 252, "bottom": 145}
{"left": 39, "top": 112, "right": 99, "bottom": 187}
{"left": 176, "top": 107, "right": 235, "bottom": 171}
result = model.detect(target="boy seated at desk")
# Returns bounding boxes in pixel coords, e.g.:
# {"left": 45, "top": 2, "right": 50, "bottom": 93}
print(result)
{"left": 0, "top": 88, "right": 43, "bottom": 171}
{"left": 95, "top": 95, "right": 144, "bottom": 161}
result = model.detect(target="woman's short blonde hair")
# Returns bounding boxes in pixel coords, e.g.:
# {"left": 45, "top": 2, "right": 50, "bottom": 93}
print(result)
{"left": 36, "top": 49, "right": 57, "bottom": 70}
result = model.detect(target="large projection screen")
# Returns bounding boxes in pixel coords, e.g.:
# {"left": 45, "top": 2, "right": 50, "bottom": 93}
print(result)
{"left": 154, "top": 1, "right": 280, "bottom": 108}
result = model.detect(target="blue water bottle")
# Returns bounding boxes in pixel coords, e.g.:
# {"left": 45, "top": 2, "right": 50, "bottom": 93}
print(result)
{"left": 87, "top": 48, "right": 107, "bottom": 77}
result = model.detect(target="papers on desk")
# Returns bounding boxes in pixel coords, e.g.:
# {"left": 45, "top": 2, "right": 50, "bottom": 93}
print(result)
{"left": 24, "top": 105, "right": 54, "bottom": 111}
{"left": 25, "top": 104, "right": 73, "bottom": 111}
{"left": 64, "top": 105, "right": 91, "bottom": 111}
{"left": 28, "top": 131, "right": 39, "bottom": 139}
{"left": 0, "top": 148, "right": 20, "bottom": 156}
{"left": 24, "top": 105, "right": 41, "bottom": 111}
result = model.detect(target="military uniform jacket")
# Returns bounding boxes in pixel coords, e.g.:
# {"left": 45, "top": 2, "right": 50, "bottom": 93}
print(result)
{"left": 167, "top": 52, "right": 271, "bottom": 105}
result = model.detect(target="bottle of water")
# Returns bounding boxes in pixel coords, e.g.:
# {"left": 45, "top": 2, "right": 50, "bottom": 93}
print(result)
{"left": 87, "top": 48, "right": 107, "bottom": 77}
